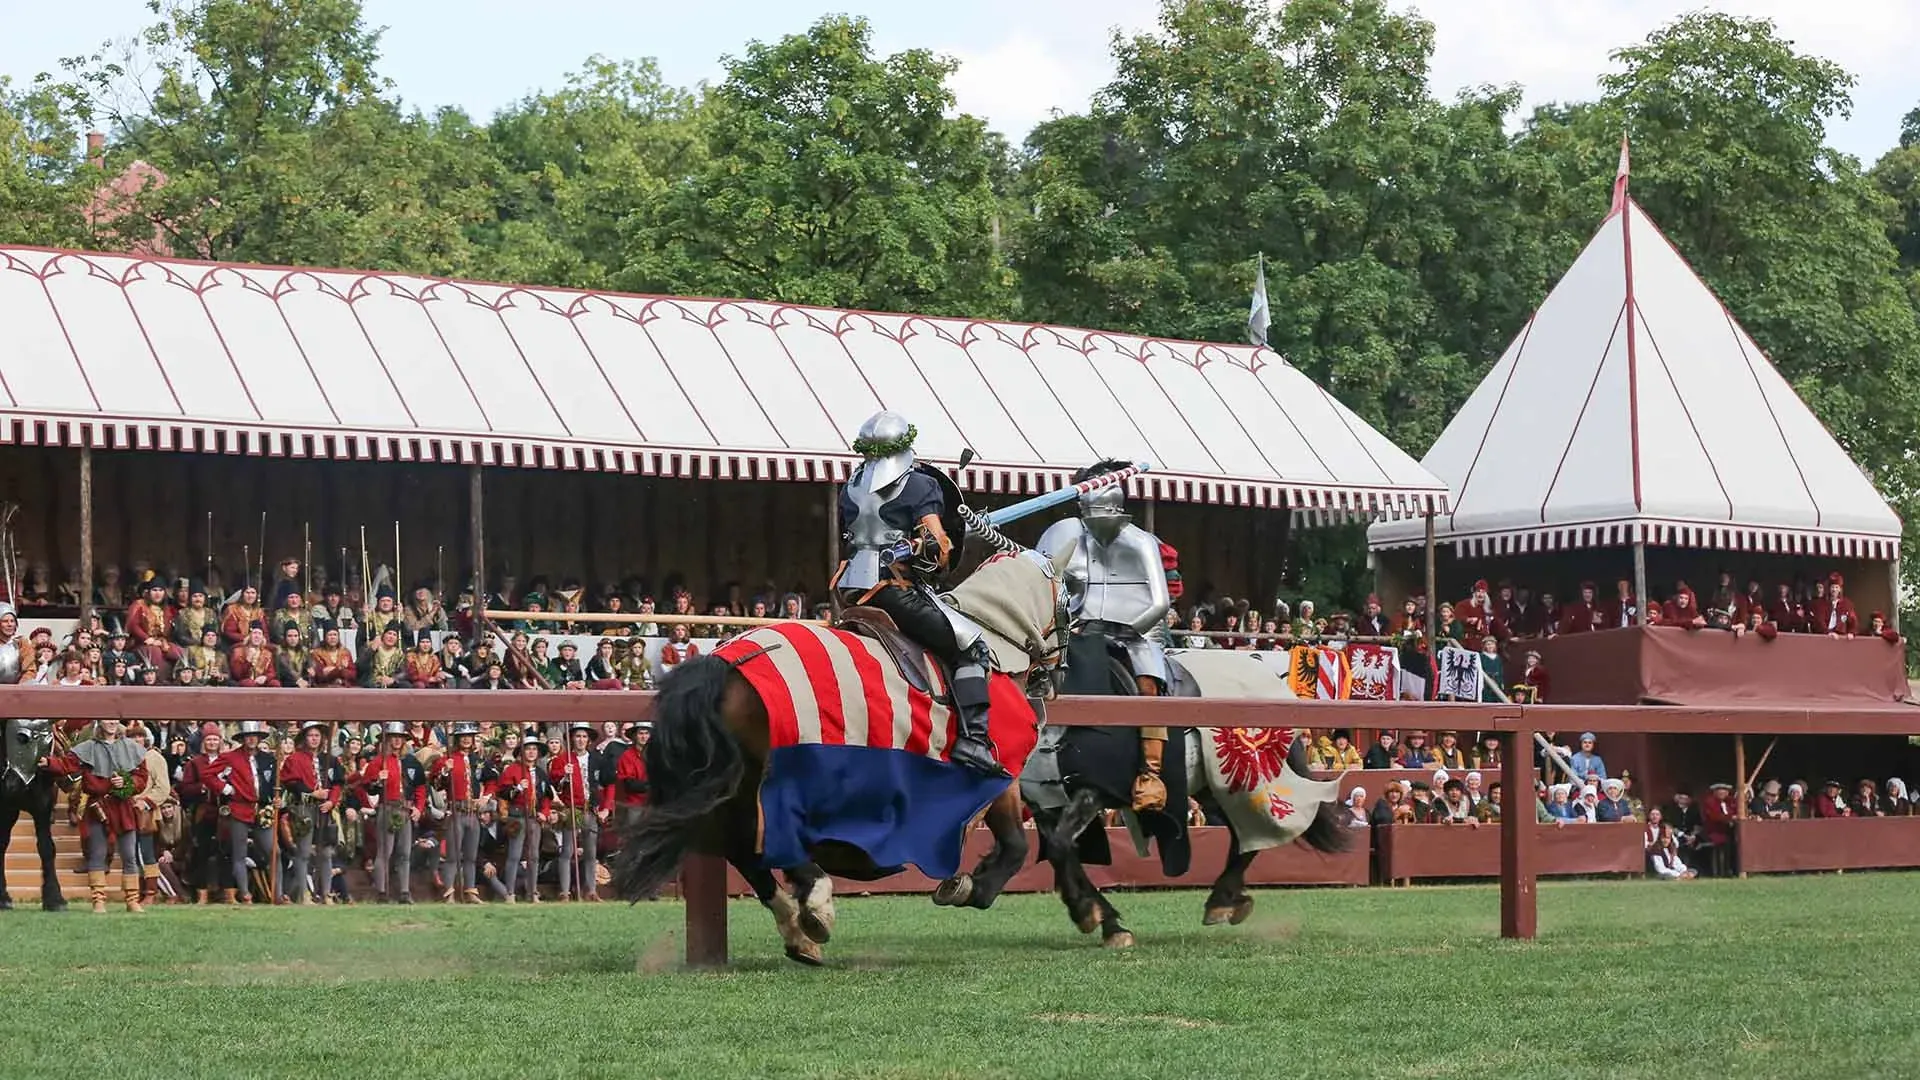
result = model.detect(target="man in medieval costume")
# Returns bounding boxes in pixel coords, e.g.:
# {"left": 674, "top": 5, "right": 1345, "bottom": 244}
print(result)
{"left": 46, "top": 716, "right": 149, "bottom": 913}
{"left": 176, "top": 726, "right": 230, "bottom": 903}
{"left": 433, "top": 721, "right": 494, "bottom": 904}
{"left": 1036, "top": 461, "right": 1174, "bottom": 811}
{"left": 281, "top": 721, "right": 343, "bottom": 905}
{"left": 212, "top": 720, "right": 277, "bottom": 904}
{"left": 495, "top": 734, "right": 551, "bottom": 903}
{"left": 831, "top": 410, "right": 1004, "bottom": 777}
{"left": 359, "top": 721, "right": 427, "bottom": 903}
{"left": 128, "top": 577, "right": 179, "bottom": 675}
{"left": 548, "top": 721, "right": 609, "bottom": 901}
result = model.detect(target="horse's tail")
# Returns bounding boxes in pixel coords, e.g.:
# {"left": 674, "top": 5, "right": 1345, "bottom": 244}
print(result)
{"left": 612, "top": 655, "right": 745, "bottom": 901}
{"left": 1288, "top": 729, "right": 1351, "bottom": 855}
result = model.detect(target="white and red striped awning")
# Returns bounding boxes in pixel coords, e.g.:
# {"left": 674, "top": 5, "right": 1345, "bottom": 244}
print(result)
{"left": 0, "top": 248, "right": 1447, "bottom": 519}
{"left": 1372, "top": 518, "right": 1899, "bottom": 562}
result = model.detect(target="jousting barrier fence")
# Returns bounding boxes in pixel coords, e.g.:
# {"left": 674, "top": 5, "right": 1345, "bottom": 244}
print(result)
{"left": 0, "top": 687, "right": 1912, "bottom": 965}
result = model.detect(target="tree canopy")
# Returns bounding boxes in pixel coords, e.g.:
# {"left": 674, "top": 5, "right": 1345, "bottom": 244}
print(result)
{"left": 18, "top": 0, "right": 1920, "bottom": 612}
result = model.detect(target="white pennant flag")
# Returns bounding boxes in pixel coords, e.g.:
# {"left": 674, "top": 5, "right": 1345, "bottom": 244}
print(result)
{"left": 1248, "top": 252, "right": 1270, "bottom": 348}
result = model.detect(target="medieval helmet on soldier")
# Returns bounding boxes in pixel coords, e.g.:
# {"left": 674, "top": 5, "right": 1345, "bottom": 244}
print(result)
{"left": 851, "top": 410, "right": 917, "bottom": 491}
{"left": 1072, "top": 460, "right": 1133, "bottom": 542}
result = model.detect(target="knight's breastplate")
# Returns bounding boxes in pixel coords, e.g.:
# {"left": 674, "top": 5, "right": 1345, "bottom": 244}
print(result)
{"left": 838, "top": 474, "right": 912, "bottom": 592}
{"left": 1078, "top": 533, "right": 1161, "bottom": 630}
{"left": 4, "top": 719, "right": 48, "bottom": 782}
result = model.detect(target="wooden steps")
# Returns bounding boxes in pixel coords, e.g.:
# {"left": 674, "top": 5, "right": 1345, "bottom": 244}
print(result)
{"left": 4, "top": 818, "right": 89, "bottom": 898}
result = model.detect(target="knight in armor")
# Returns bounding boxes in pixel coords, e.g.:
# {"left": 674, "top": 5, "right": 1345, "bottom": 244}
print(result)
{"left": 1036, "top": 461, "right": 1174, "bottom": 811}
{"left": 832, "top": 411, "right": 1005, "bottom": 777}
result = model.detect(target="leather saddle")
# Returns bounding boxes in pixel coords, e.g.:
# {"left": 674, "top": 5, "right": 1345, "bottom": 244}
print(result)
{"left": 835, "top": 606, "right": 949, "bottom": 701}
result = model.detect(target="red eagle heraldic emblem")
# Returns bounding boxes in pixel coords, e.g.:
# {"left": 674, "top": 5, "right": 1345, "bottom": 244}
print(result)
{"left": 1210, "top": 727, "right": 1297, "bottom": 793}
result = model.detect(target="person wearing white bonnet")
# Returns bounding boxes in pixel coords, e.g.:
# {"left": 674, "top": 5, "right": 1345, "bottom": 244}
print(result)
{"left": 1546, "top": 783, "right": 1576, "bottom": 821}
{"left": 1464, "top": 769, "right": 1485, "bottom": 807}
{"left": 1344, "top": 786, "right": 1370, "bottom": 827}
{"left": 1886, "top": 779, "right": 1909, "bottom": 815}
{"left": 1574, "top": 783, "right": 1600, "bottom": 822}
{"left": 1596, "top": 776, "right": 1634, "bottom": 822}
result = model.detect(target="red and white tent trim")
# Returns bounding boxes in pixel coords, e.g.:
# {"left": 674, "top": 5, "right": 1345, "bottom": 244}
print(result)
{"left": 0, "top": 248, "right": 1447, "bottom": 520}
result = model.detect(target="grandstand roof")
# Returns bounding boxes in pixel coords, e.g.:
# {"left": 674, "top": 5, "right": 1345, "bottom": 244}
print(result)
{"left": 1369, "top": 198, "right": 1900, "bottom": 560}
{"left": 0, "top": 247, "right": 1446, "bottom": 517}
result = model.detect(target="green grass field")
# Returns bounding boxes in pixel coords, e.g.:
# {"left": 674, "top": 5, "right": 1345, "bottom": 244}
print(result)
{"left": 1, "top": 875, "right": 1914, "bottom": 1079}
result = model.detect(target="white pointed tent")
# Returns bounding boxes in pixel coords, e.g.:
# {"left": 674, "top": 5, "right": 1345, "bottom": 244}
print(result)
{"left": 1369, "top": 196, "right": 1900, "bottom": 562}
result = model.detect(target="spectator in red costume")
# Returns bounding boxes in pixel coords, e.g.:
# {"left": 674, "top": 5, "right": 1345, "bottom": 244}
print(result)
{"left": 1810, "top": 572, "right": 1859, "bottom": 638}
{"left": 1662, "top": 585, "right": 1708, "bottom": 629}
{"left": 1355, "top": 595, "right": 1389, "bottom": 637}
{"left": 1457, "top": 580, "right": 1498, "bottom": 644}
{"left": 1813, "top": 779, "right": 1851, "bottom": 818}
{"left": 1869, "top": 611, "right": 1902, "bottom": 644}
{"left": 1557, "top": 583, "right": 1598, "bottom": 635}
{"left": 1699, "top": 781, "right": 1737, "bottom": 876}
{"left": 1766, "top": 583, "right": 1805, "bottom": 634}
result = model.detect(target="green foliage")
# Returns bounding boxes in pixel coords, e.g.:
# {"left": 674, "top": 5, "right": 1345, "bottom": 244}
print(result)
{"left": 0, "top": 76, "right": 89, "bottom": 246}
{"left": 623, "top": 15, "right": 1018, "bottom": 316}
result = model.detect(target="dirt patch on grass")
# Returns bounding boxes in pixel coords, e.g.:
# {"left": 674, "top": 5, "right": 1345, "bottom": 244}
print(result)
{"left": 1033, "top": 1011, "right": 1222, "bottom": 1030}
{"left": 634, "top": 930, "right": 682, "bottom": 975}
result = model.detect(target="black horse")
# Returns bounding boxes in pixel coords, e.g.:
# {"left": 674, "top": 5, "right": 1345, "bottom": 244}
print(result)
{"left": 1, "top": 719, "right": 68, "bottom": 911}
{"left": 1024, "top": 634, "right": 1344, "bottom": 947}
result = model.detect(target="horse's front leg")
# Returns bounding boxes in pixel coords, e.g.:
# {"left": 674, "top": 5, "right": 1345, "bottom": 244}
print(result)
{"left": 729, "top": 854, "right": 823, "bottom": 966}
{"left": 1042, "top": 787, "right": 1133, "bottom": 946}
{"left": 1203, "top": 817, "right": 1258, "bottom": 926}
{"left": 33, "top": 802, "right": 67, "bottom": 912}
{"left": 784, "top": 862, "right": 834, "bottom": 944}
{"left": 934, "top": 787, "right": 1029, "bottom": 911}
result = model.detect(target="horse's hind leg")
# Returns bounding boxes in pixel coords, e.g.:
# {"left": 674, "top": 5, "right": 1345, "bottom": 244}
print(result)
{"left": 0, "top": 803, "right": 17, "bottom": 910}
{"left": 784, "top": 862, "right": 834, "bottom": 944}
{"left": 1043, "top": 787, "right": 1125, "bottom": 941}
{"left": 1203, "top": 824, "right": 1259, "bottom": 926}
{"left": 32, "top": 801, "right": 66, "bottom": 912}
{"left": 934, "top": 788, "right": 1029, "bottom": 911}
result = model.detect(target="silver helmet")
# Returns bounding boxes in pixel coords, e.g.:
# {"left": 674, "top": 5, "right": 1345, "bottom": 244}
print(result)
{"left": 851, "top": 410, "right": 917, "bottom": 492}
{"left": 1079, "top": 478, "right": 1130, "bottom": 543}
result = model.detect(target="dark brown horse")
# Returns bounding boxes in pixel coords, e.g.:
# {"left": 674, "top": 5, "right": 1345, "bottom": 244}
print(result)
{"left": 613, "top": 546, "right": 1070, "bottom": 964}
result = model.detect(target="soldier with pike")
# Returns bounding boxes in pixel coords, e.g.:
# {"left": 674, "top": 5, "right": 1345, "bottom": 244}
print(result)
{"left": 281, "top": 721, "right": 344, "bottom": 905}
{"left": 212, "top": 721, "right": 278, "bottom": 904}
{"left": 434, "top": 722, "right": 496, "bottom": 904}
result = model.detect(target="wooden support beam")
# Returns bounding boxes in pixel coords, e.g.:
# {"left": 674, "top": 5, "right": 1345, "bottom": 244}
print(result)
{"left": 681, "top": 851, "right": 730, "bottom": 968}
{"left": 1499, "top": 725, "right": 1537, "bottom": 940}
{"left": 78, "top": 444, "right": 93, "bottom": 628}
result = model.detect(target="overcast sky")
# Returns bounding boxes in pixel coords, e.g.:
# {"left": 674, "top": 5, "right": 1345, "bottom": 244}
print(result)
{"left": 3, "top": 0, "right": 1914, "bottom": 162}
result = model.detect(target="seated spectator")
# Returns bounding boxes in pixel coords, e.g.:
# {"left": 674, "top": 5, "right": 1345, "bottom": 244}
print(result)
{"left": 1546, "top": 784, "right": 1578, "bottom": 821}
{"left": 1648, "top": 823, "right": 1696, "bottom": 880}
{"left": 1567, "top": 732, "right": 1606, "bottom": 781}
{"left": 1397, "top": 731, "right": 1439, "bottom": 770}
{"left": 1813, "top": 779, "right": 1851, "bottom": 818}
{"left": 1642, "top": 805, "right": 1665, "bottom": 853}
{"left": 1662, "top": 584, "right": 1708, "bottom": 629}
{"left": 1322, "top": 729, "right": 1362, "bottom": 771}
{"left": 1596, "top": 777, "right": 1635, "bottom": 822}
{"left": 1475, "top": 781, "right": 1503, "bottom": 823}
{"left": 1855, "top": 779, "right": 1884, "bottom": 817}
{"left": 1573, "top": 783, "right": 1600, "bottom": 822}
{"left": 1476, "top": 637, "right": 1505, "bottom": 701}
{"left": 1369, "top": 784, "right": 1407, "bottom": 826}
{"left": 1470, "top": 733, "right": 1502, "bottom": 770}
{"left": 1406, "top": 781, "right": 1439, "bottom": 823}
{"left": 1361, "top": 731, "right": 1399, "bottom": 770}
{"left": 1178, "top": 613, "right": 1212, "bottom": 649}
{"left": 1436, "top": 779, "right": 1476, "bottom": 825}
{"left": 1885, "top": 778, "right": 1912, "bottom": 816}
{"left": 1750, "top": 780, "right": 1789, "bottom": 820}
{"left": 1433, "top": 731, "right": 1467, "bottom": 770}
{"left": 1784, "top": 782, "right": 1810, "bottom": 818}
{"left": 1344, "top": 787, "right": 1370, "bottom": 828}
{"left": 1463, "top": 769, "right": 1486, "bottom": 807}
{"left": 1869, "top": 612, "right": 1902, "bottom": 644}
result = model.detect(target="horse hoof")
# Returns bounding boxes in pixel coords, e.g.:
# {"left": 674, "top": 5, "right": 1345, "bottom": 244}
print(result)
{"left": 784, "top": 942, "right": 825, "bottom": 966}
{"left": 42, "top": 897, "right": 66, "bottom": 913}
{"left": 799, "top": 909, "right": 833, "bottom": 944}
{"left": 1073, "top": 907, "right": 1100, "bottom": 935}
{"left": 932, "top": 875, "right": 973, "bottom": 908}
{"left": 1229, "top": 896, "right": 1254, "bottom": 925}
{"left": 1202, "top": 906, "right": 1232, "bottom": 927}
{"left": 1102, "top": 930, "right": 1136, "bottom": 949}
{"left": 0, "top": 894, "right": 11, "bottom": 911}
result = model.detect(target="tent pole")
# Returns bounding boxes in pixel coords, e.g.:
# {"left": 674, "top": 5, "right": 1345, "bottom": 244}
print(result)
{"left": 827, "top": 483, "right": 840, "bottom": 586}
{"left": 78, "top": 444, "right": 94, "bottom": 629}
{"left": 469, "top": 465, "right": 486, "bottom": 641}
{"left": 1734, "top": 734, "right": 1748, "bottom": 880}
{"left": 1143, "top": 493, "right": 1155, "bottom": 534}
{"left": 1423, "top": 510, "right": 1438, "bottom": 694}
{"left": 1632, "top": 540, "right": 1649, "bottom": 627}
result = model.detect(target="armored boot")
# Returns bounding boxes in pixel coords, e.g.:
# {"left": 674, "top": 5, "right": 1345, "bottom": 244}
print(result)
{"left": 87, "top": 871, "right": 108, "bottom": 914}
{"left": 122, "top": 875, "right": 145, "bottom": 914}
{"left": 947, "top": 641, "right": 1009, "bottom": 779}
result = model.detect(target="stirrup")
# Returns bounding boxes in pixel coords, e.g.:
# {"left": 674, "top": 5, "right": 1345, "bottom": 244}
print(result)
{"left": 949, "top": 736, "right": 1009, "bottom": 778}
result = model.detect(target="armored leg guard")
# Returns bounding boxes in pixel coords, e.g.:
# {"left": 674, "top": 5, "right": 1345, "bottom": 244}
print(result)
{"left": 948, "top": 640, "right": 1009, "bottom": 779}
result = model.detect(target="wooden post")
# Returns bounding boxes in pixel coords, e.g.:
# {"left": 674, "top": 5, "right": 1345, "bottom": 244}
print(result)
{"left": 1143, "top": 493, "right": 1156, "bottom": 534}
{"left": 78, "top": 444, "right": 94, "bottom": 628}
{"left": 1734, "top": 733, "right": 1747, "bottom": 879}
{"left": 681, "top": 852, "right": 729, "bottom": 967}
{"left": 1499, "top": 726, "right": 1536, "bottom": 939}
{"left": 469, "top": 465, "right": 486, "bottom": 640}
{"left": 1889, "top": 559, "right": 1901, "bottom": 636}
{"left": 1423, "top": 510, "right": 1438, "bottom": 696}
{"left": 1632, "top": 540, "right": 1649, "bottom": 627}
{"left": 826, "top": 484, "right": 839, "bottom": 583}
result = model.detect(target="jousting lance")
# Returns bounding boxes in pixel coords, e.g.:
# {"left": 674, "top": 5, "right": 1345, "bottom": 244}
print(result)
{"left": 981, "top": 461, "right": 1153, "bottom": 528}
